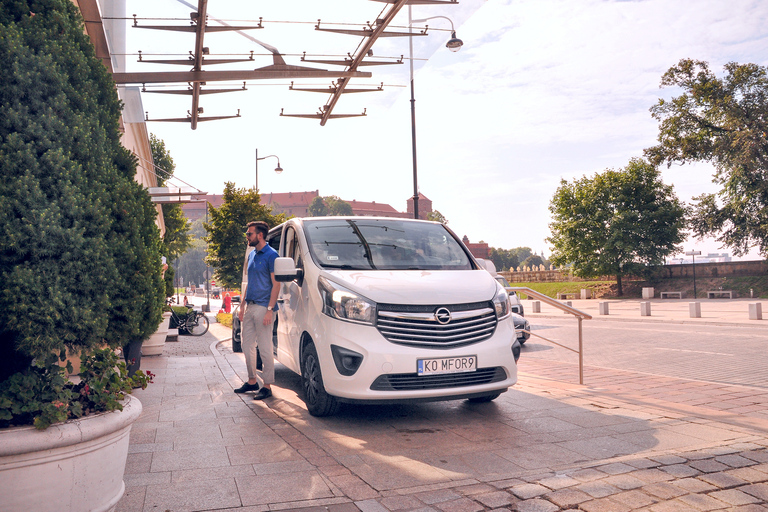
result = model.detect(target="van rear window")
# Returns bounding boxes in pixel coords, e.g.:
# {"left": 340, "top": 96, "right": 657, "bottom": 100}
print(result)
{"left": 303, "top": 219, "right": 473, "bottom": 270}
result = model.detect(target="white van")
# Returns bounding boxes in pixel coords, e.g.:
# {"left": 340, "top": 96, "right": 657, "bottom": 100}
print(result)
{"left": 244, "top": 217, "right": 520, "bottom": 416}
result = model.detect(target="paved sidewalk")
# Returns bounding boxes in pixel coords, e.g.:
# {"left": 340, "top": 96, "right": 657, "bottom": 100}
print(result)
{"left": 118, "top": 306, "right": 768, "bottom": 512}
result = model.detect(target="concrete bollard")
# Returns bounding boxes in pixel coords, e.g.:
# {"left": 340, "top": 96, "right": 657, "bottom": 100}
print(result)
{"left": 580, "top": 288, "right": 592, "bottom": 299}
{"left": 640, "top": 301, "right": 651, "bottom": 316}
{"left": 749, "top": 303, "right": 763, "bottom": 320}
{"left": 598, "top": 302, "right": 609, "bottom": 315}
{"left": 564, "top": 301, "right": 572, "bottom": 313}
{"left": 642, "top": 287, "right": 654, "bottom": 300}
{"left": 532, "top": 301, "right": 541, "bottom": 313}
{"left": 689, "top": 302, "right": 701, "bottom": 318}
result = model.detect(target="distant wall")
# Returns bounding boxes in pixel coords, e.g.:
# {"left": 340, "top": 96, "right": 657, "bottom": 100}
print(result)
{"left": 499, "top": 260, "right": 767, "bottom": 283}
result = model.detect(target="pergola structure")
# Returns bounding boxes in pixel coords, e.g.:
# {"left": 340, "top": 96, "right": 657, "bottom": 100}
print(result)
{"left": 77, "top": 0, "right": 460, "bottom": 129}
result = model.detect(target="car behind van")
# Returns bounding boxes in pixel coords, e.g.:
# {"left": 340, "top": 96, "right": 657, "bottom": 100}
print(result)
{"left": 242, "top": 217, "right": 520, "bottom": 416}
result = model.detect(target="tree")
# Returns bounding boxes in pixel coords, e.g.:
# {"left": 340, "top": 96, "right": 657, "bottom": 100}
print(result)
{"left": 204, "top": 182, "right": 286, "bottom": 290}
{"left": 0, "top": 1, "right": 164, "bottom": 379}
{"left": 149, "top": 135, "right": 191, "bottom": 295}
{"left": 308, "top": 196, "right": 328, "bottom": 217}
{"left": 547, "top": 159, "right": 686, "bottom": 296}
{"left": 426, "top": 210, "right": 448, "bottom": 224}
{"left": 645, "top": 59, "right": 768, "bottom": 257}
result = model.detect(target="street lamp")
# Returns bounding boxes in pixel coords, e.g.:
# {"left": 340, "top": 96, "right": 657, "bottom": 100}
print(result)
{"left": 686, "top": 250, "right": 702, "bottom": 298}
{"left": 255, "top": 148, "right": 283, "bottom": 191}
{"left": 408, "top": 10, "right": 462, "bottom": 219}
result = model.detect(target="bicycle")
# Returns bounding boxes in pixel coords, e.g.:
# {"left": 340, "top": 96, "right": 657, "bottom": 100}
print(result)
{"left": 166, "top": 298, "right": 210, "bottom": 336}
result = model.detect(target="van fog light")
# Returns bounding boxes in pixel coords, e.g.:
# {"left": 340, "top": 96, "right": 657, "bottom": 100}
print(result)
{"left": 331, "top": 345, "right": 363, "bottom": 376}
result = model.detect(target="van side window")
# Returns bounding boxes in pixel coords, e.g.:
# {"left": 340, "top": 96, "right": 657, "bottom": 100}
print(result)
{"left": 268, "top": 229, "right": 281, "bottom": 252}
{"left": 285, "top": 227, "right": 302, "bottom": 267}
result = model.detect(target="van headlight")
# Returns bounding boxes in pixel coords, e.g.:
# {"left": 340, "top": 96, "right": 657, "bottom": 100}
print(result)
{"left": 318, "top": 276, "right": 376, "bottom": 324}
{"left": 493, "top": 286, "right": 510, "bottom": 319}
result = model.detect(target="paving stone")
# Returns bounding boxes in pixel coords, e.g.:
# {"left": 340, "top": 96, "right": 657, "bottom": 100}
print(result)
{"left": 742, "top": 451, "right": 768, "bottom": 464}
{"left": 509, "top": 483, "right": 549, "bottom": 500}
{"left": 651, "top": 455, "right": 688, "bottom": 465}
{"left": 379, "top": 495, "right": 425, "bottom": 510}
{"left": 661, "top": 464, "right": 702, "bottom": 478}
{"left": 641, "top": 482, "right": 688, "bottom": 500}
{"left": 537, "top": 474, "right": 580, "bottom": 490}
{"left": 677, "top": 492, "right": 729, "bottom": 511}
{"left": 742, "top": 483, "right": 768, "bottom": 502}
{"left": 577, "top": 481, "right": 622, "bottom": 498}
{"left": 690, "top": 459, "right": 731, "bottom": 473}
{"left": 630, "top": 468, "right": 676, "bottom": 484}
{"left": 728, "top": 505, "right": 768, "bottom": 512}
{"left": 727, "top": 467, "right": 768, "bottom": 483}
{"left": 569, "top": 468, "right": 608, "bottom": 482}
{"left": 545, "top": 488, "right": 591, "bottom": 507}
{"left": 708, "top": 489, "right": 761, "bottom": 506}
{"left": 434, "top": 497, "right": 484, "bottom": 512}
{"left": 626, "top": 458, "right": 660, "bottom": 469}
{"left": 698, "top": 472, "right": 749, "bottom": 489}
{"left": 602, "top": 473, "right": 646, "bottom": 490}
{"left": 515, "top": 498, "right": 560, "bottom": 512}
{"left": 673, "top": 478, "right": 718, "bottom": 493}
{"left": 414, "top": 489, "right": 463, "bottom": 505}
{"left": 716, "top": 454, "right": 758, "bottom": 468}
{"left": 579, "top": 497, "right": 631, "bottom": 512}
{"left": 608, "top": 489, "right": 658, "bottom": 508}
{"left": 597, "top": 463, "right": 636, "bottom": 475}
{"left": 646, "top": 499, "right": 702, "bottom": 512}
{"left": 753, "top": 463, "right": 768, "bottom": 475}
{"left": 474, "top": 491, "right": 515, "bottom": 509}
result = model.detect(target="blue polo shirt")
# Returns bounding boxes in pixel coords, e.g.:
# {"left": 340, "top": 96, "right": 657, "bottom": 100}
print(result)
{"left": 245, "top": 244, "right": 279, "bottom": 306}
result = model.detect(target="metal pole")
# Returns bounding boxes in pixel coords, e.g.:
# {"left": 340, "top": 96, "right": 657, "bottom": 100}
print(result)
{"left": 692, "top": 253, "right": 697, "bottom": 299}
{"left": 205, "top": 200, "right": 210, "bottom": 312}
{"left": 409, "top": 6, "right": 419, "bottom": 220}
{"left": 255, "top": 148, "right": 258, "bottom": 191}
{"left": 578, "top": 317, "right": 584, "bottom": 385}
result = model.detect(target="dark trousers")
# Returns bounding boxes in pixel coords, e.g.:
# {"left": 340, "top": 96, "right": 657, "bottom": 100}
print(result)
{"left": 122, "top": 339, "right": 143, "bottom": 377}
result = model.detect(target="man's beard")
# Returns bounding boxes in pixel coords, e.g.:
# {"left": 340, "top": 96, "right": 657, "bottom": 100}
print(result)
{"left": 248, "top": 239, "right": 258, "bottom": 247}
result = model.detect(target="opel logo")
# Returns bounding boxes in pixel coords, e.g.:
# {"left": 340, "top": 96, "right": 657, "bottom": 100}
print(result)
{"left": 435, "top": 307, "right": 452, "bottom": 325}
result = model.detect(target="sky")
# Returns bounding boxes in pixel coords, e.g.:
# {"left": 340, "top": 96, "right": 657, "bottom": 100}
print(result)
{"left": 115, "top": 0, "right": 768, "bottom": 261}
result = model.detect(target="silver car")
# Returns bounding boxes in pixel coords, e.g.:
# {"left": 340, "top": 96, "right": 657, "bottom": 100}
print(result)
{"left": 495, "top": 276, "right": 524, "bottom": 316}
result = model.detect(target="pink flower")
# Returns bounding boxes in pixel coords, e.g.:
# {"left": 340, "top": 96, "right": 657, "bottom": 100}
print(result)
{"left": 52, "top": 400, "right": 66, "bottom": 409}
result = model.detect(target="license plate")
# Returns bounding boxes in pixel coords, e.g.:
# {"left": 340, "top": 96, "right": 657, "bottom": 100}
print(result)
{"left": 417, "top": 356, "right": 477, "bottom": 376}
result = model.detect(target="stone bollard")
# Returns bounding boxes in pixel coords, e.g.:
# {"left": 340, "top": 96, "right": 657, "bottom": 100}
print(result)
{"left": 564, "top": 300, "right": 572, "bottom": 313}
{"left": 532, "top": 301, "right": 541, "bottom": 313}
{"left": 598, "top": 302, "right": 609, "bottom": 315}
{"left": 580, "top": 288, "right": 592, "bottom": 299}
{"left": 640, "top": 301, "right": 651, "bottom": 316}
{"left": 749, "top": 303, "right": 763, "bottom": 320}
{"left": 642, "top": 287, "right": 654, "bottom": 300}
{"left": 689, "top": 302, "right": 701, "bottom": 318}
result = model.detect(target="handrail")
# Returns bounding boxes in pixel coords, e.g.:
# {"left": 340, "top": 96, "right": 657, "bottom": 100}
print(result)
{"left": 509, "top": 287, "right": 591, "bottom": 384}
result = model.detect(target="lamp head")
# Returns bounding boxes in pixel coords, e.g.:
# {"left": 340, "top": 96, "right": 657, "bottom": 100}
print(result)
{"left": 274, "top": 164, "right": 283, "bottom": 174}
{"left": 446, "top": 31, "right": 463, "bottom": 52}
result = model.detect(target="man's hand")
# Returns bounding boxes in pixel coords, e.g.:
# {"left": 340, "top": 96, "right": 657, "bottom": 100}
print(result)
{"left": 263, "top": 310, "right": 273, "bottom": 326}
{"left": 238, "top": 306, "right": 244, "bottom": 322}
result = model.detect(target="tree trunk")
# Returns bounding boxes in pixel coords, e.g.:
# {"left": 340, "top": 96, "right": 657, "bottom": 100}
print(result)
{"left": 616, "top": 274, "right": 624, "bottom": 296}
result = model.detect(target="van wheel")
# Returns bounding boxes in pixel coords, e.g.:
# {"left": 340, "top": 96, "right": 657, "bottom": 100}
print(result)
{"left": 467, "top": 392, "right": 501, "bottom": 404}
{"left": 301, "top": 342, "right": 341, "bottom": 417}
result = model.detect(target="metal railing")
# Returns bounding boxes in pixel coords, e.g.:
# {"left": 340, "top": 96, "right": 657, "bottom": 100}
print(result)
{"left": 510, "top": 287, "right": 592, "bottom": 385}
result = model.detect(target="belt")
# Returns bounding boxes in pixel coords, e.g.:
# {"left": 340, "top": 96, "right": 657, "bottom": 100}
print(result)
{"left": 245, "top": 300, "right": 260, "bottom": 305}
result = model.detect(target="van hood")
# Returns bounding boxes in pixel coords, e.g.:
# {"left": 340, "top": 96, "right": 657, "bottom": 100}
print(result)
{"left": 323, "top": 269, "right": 498, "bottom": 305}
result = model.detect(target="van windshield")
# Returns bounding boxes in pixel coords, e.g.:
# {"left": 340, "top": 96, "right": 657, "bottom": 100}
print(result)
{"left": 303, "top": 219, "right": 473, "bottom": 270}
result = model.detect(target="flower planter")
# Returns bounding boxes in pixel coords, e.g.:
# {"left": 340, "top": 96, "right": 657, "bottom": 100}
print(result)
{"left": 142, "top": 311, "right": 171, "bottom": 356}
{"left": 0, "top": 394, "right": 142, "bottom": 512}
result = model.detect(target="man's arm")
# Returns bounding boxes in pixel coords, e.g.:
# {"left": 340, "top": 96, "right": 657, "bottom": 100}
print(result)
{"left": 263, "top": 273, "right": 280, "bottom": 326}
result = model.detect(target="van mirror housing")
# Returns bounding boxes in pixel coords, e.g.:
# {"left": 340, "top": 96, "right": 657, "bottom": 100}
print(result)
{"left": 274, "top": 257, "right": 301, "bottom": 283}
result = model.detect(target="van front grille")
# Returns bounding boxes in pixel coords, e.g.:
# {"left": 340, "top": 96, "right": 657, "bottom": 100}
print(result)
{"left": 370, "top": 367, "right": 506, "bottom": 391}
{"left": 376, "top": 302, "right": 497, "bottom": 349}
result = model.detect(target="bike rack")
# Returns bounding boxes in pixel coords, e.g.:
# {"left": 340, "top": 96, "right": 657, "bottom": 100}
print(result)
{"left": 509, "top": 287, "right": 592, "bottom": 385}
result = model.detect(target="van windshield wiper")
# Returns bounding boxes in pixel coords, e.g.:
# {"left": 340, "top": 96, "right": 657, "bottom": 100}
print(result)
{"left": 346, "top": 220, "right": 377, "bottom": 269}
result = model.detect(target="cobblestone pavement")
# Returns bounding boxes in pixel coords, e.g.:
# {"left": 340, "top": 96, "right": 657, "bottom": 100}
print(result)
{"left": 119, "top": 311, "right": 768, "bottom": 512}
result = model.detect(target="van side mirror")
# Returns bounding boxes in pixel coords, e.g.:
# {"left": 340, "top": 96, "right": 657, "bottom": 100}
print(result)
{"left": 274, "top": 257, "right": 303, "bottom": 284}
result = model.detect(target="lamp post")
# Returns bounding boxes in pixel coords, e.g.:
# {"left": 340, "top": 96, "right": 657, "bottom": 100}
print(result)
{"left": 686, "top": 250, "right": 702, "bottom": 298}
{"left": 255, "top": 148, "right": 283, "bottom": 191}
{"left": 408, "top": 9, "right": 463, "bottom": 219}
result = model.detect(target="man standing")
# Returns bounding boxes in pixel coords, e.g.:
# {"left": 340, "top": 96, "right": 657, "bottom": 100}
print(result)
{"left": 234, "top": 221, "right": 279, "bottom": 400}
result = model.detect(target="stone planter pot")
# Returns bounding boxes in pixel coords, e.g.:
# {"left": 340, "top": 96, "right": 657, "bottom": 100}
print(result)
{"left": 0, "top": 394, "right": 142, "bottom": 512}
{"left": 142, "top": 311, "right": 171, "bottom": 356}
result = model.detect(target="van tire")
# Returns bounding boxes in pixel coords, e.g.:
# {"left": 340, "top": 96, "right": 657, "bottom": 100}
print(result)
{"left": 301, "top": 342, "right": 341, "bottom": 416}
{"left": 467, "top": 392, "right": 501, "bottom": 403}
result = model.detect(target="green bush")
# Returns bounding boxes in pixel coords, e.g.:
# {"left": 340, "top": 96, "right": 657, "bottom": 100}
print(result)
{"left": 0, "top": 0, "right": 163, "bottom": 424}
